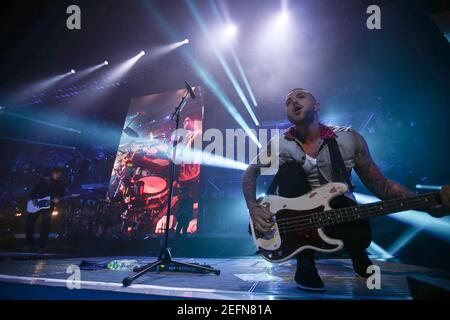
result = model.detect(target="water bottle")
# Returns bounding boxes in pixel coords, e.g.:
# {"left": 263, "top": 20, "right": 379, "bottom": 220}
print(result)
{"left": 107, "top": 259, "right": 140, "bottom": 271}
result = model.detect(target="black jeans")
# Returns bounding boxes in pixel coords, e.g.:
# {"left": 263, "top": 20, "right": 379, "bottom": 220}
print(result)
{"left": 175, "top": 219, "right": 190, "bottom": 238}
{"left": 25, "top": 209, "right": 52, "bottom": 249}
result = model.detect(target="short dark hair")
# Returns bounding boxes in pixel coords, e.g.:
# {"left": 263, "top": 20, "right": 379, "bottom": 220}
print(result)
{"left": 286, "top": 88, "right": 317, "bottom": 105}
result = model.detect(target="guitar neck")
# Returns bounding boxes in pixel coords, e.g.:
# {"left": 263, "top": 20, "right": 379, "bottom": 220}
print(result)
{"left": 315, "top": 192, "right": 441, "bottom": 228}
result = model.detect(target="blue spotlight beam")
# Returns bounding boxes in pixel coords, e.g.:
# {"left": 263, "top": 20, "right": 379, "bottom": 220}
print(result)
{"left": 229, "top": 48, "right": 258, "bottom": 107}
{"left": 185, "top": 0, "right": 260, "bottom": 126}
{"left": 141, "top": 0, "right": 260, "bottom": 147}
{"left": 3, "top": 110, "right": 81, "bottom": 133}
{"left": 209, "top": 0, "right": 258, "bottom": 107}
{"left": 368, "top": 242, "right": 394, "bottom": 260}
{"left": 0, "top": 136, "right": 76, "bottom": 150}
{"left": 387, "top": 226, "right": 425, "bottom": 256}
{"left": 126, "top": 137, "right": 248, "bottom": 171}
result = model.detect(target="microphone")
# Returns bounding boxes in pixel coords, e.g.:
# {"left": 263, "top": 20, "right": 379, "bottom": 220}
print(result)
{"left": 184, "top": 80, "right": 196, "bottom": 99}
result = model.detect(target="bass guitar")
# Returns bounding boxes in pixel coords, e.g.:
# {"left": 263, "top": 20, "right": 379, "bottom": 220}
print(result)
{"left": 249, "top": 182, "right": 441, "bottom": 262}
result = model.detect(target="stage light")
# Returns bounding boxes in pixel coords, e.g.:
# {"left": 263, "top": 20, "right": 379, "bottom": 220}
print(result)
{"left": 416, "top": 184, "right": 442, "bottom": 191}
{"left": 104, "top": 60, "right": 109, "bottom": 66}
{"left": 277, "top": 11, "right": 290, "bottom": 25}
{"left": 105, "top": 51, "right": 146, "bottom": 81}
{"left": 142, "top": 0, "right": 260, "bottom": 147}
{"left": 17, "top": 70, "right": 77, "bottom": 98}
{"left": 52, "top": 210, "right": 58, "bottom": 216}
{"left": 225, "top": 24, "right": 237, "bottom": 38}
{"left": 186, "top": 1, "right": 260, "bottom": 127}
{"left": 150, "top": 40, "right": 190, "bottom": 58}
{"left": 208, "top": 0, "right": 258, "bottom": 108}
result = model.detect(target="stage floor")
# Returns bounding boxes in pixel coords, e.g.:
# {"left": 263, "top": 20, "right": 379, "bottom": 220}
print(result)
{"left": 0, "top": 255, "right": 446, "bottom": 299}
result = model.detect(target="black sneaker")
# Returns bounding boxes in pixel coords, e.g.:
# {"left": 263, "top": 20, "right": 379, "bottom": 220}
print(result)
{"left": 295, "top": 254, "right": 325, "bottom": 292}
{"left": 351, "top": 251, "right": 373, "bottom": 278}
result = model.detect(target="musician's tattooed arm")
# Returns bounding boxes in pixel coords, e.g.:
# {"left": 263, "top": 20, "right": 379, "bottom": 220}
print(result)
{"left": 242, "top": 162, "right": 275, "bottom": 232}
{"left": 352, "top": 129, "right": 416, "bottom": 200}
{"left": 242, "top": 163, "right": 261, "bottom": 210}
{"left": 242, "top": 139, "right": 275, "bottom": 209}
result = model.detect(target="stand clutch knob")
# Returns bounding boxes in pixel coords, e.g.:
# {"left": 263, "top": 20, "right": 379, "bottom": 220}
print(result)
{"left": 122, "top": 277, "right": 133, "bottom": 287}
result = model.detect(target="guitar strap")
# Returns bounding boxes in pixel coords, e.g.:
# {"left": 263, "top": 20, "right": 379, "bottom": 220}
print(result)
{"left": 324, "top": 138, "right": 354, "bottom": 191}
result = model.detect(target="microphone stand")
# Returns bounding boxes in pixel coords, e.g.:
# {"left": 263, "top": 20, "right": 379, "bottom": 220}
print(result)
{"left": 123, "top": 85, "right": 220, "bottom": 287}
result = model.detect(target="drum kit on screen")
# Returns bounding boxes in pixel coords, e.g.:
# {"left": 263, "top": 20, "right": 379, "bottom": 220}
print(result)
{"left": 109, "top": 133, "right": 199, "bottom": 235}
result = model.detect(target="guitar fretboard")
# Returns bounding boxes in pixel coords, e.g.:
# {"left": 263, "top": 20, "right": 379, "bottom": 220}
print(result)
{"left": 310, "top": 192, "right": 440, "bottom": 228}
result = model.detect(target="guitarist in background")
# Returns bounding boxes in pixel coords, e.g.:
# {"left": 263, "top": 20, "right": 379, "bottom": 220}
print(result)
{"left": 242, "top": 88, "right": 450, "bottom": 291}
{"left": 26, "top": 166, "right": 66, "bottom": 252}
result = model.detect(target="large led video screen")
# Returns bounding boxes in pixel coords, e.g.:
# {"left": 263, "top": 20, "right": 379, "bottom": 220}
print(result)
{"left": 108, "top": 87, "right": 203, "bottom": 237}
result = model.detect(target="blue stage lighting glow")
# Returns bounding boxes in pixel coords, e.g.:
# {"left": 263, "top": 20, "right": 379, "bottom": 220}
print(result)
{"left": 368, "top": 242, "right": 394, "bottom": 260}
{"left": 126, "top": 137, "right": 248, "bottom": 171}
{"left": 354, "top": 192, "right": 450, "bottom": 243}
{"left": 186, "top": 0, "right": 260, "bottom": 127}
{"left": 209, "top": 0, "right": 258, "bottom": 108}
{"left": 141, "top": 0, "right": 260, "bottom": 147}
{"left": 387, "top": 227, "right": 424, "bottom": 256}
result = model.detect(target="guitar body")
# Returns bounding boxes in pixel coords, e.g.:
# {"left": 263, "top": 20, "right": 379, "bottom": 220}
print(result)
{"left": 27, "top": 196, "right": 52, "bottom": 213}
{"left": 250, "top": 182, "right": 352, "bottom": 263}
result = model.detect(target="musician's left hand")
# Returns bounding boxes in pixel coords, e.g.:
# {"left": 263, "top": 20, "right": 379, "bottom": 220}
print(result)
{"left": 428, "top": 185, "right": 450, "bottom": 218}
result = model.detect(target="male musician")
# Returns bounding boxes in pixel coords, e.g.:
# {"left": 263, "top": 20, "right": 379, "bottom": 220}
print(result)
{"left": 242, "top": 88, "right": 450, "bottom": 291}
{"left": 26, "top": 166, "right": 66, "bottom": 252}
{"left": 175, "top": 187, "right": 194, "bottom": 238}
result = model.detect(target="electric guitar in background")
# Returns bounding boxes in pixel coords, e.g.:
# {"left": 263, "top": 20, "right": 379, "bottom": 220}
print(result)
{"left": 26, "top": 194, "right": 80, "bottom": 213}
{"left": 249, "top": 182, "right": 442, "bottom": 262}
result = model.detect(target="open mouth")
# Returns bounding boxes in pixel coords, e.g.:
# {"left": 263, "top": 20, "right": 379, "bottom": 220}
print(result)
{"left": 293, "top": 105, "right": 303, "bottom": 113}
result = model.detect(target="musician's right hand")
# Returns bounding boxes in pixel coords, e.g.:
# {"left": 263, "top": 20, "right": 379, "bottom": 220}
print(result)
{"left": 249, "top": 203, "right": 274, "bottom": 233}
